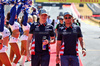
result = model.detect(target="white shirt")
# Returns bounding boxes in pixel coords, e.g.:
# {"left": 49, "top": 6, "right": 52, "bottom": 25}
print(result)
{"left": 46, "top": 18, "right": 52, "bottom": 25}
{"left": 2, "top": 27, "right": 10, "bottom": 38}
{"left": 9, "top": 21, "right": 20, "bottom": 31}
{"left": 22, "top": 23, "right": 30, "bottom": 31}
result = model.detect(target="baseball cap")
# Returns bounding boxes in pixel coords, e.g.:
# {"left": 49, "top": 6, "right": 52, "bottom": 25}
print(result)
{"left": 64, "top": 12, "right": 73, "bottom": 16}
{"left": 39, "top": 9, "right": 48, "bottom": 15}
{"left": 59, "top": 16, "right": 64, "bottom": 20}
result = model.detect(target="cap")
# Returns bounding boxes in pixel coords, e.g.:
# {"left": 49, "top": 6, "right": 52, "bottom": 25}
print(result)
{"left": 64, "top": 12, "right": 73, "bottom": 16}
{"left": 59, "top": 16, "right": 64, "bottom": 20}
{"left": 39, "top": 9, "right": 48, "bottom": 15}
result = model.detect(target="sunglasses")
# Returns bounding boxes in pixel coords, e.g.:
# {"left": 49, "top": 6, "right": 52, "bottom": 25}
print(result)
{"left": 64, "top": 16, "right": 72, "bottom": 19}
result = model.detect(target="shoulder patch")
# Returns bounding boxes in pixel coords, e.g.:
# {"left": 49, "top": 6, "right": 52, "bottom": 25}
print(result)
{"left": 46, "top": 24, "right": 53, "bottom": 28}
{"left": 59, "top": 25, "right": 65, "bottom": 29}
{"left": 34, "top": 22, "right": 38, "bottom": 26}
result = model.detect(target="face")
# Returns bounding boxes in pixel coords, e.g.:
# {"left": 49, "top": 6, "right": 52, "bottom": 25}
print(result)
{"left": 31, "top": 18, "right": 33, "bottom": 22}
{"left": 48, "top": 16, "right": 50, "bottom": 18}
{"left": 59, "top": 19, "right": 63, "bottom": 23}
{"left": 29, "top": 17, "right": 33, "bottom": 22}
{"left": 57, "top": 16, "right": 59, "bottom": 19}
{"left": 64, "top": 15, "right": 72, "bottom": 24}
{"left": 39, "top": 14, "right": 48, "bottom": 23}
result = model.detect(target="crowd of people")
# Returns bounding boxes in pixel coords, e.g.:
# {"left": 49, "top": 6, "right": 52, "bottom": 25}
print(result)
{"left": 0, "top": 1, "right": 86, "bottom": 66}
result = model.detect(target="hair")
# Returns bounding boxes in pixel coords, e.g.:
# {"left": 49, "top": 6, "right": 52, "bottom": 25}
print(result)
{"left": 33, "top": 15, "right": 37, "bottom": 22}
{"left": 37, "top": 17, "right": 40, "bottom": 22}
{"left": 76, "top": 20, "right": 79, "bottom": 22}
{"left": 6, "top": 12, "right": 10, "bottom": 20}
{"left": 48, "top": 15, "right": 50, "bottom": 17}
{"left": 52, "top": 19, "right": 55, "bottom": 22}
{"left": 28, "top": 15, "right": 33, "bottom": 23}
{"left": 17, "top": 18, "right": 20, "bottom": 23}
{"left": 51, "top": 19, "right": 54, "bottom": 26}
{"left": 20, "top": 16, "right": 24, "bottom": 26}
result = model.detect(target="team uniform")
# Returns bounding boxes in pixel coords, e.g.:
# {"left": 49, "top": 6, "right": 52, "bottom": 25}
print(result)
{"left": 0, "top": 27, "right": 10, "bottom": 53}
{"left": 57, "top": 24, "right": 83, "bottom": 66}
{"left": 20, "top": 23, "right": 30, "bottom": 41}
{"left": 19, "top": 10, "right": 30, "bottom": 66}
{"left": 29, "top": 22, "right": 55, "bottom": 66}
{"left": 8, "top": 4, "right": 22, "bottom": 66}
{"left": 0, "top": 45, "right": 8, "bottom": 53}
{"left": 0, "top": 4, "right": 4, "bottom": 32}
{"left": 9, "top": 21, "right": 20, "bottom": 43}
{"left": 56, "top": 23, "right": 65, "bottom": 31}
{"left": 19, "top": 23, "right": 30, "bottom": 66}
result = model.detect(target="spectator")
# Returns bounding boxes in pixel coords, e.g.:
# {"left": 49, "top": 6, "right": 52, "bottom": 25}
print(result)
{"left": 76, "top": 20, "right": 81, "bottom": 27}
{"left": 47, "top": 15, "right": 52, "bottom": 25}
{"left": 33, "top": 15, "right": 37, "bottom": 23}
{"left": 51, "top": 19, "right": 55, "bottom": 27}
{"left": 28, "top": 15, "right": 33, "bottom": 25}
{"left": 55, "top": 16, "right": 64, "bottom": 37}
{"left": 54, "top": 16, "right": 60, "bottom": 29}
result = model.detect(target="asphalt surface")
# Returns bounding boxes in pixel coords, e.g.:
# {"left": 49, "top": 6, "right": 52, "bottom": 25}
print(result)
{"left": 4, "top": 4, "right": 100, "bottom": 66}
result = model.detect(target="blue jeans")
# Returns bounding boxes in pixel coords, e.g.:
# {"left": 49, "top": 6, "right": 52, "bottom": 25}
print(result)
{"left": 61, "top": 55, "right": 79, "bottom": 66}
{"left": 31, "top": 54, "right": 50, "bottom": 66}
